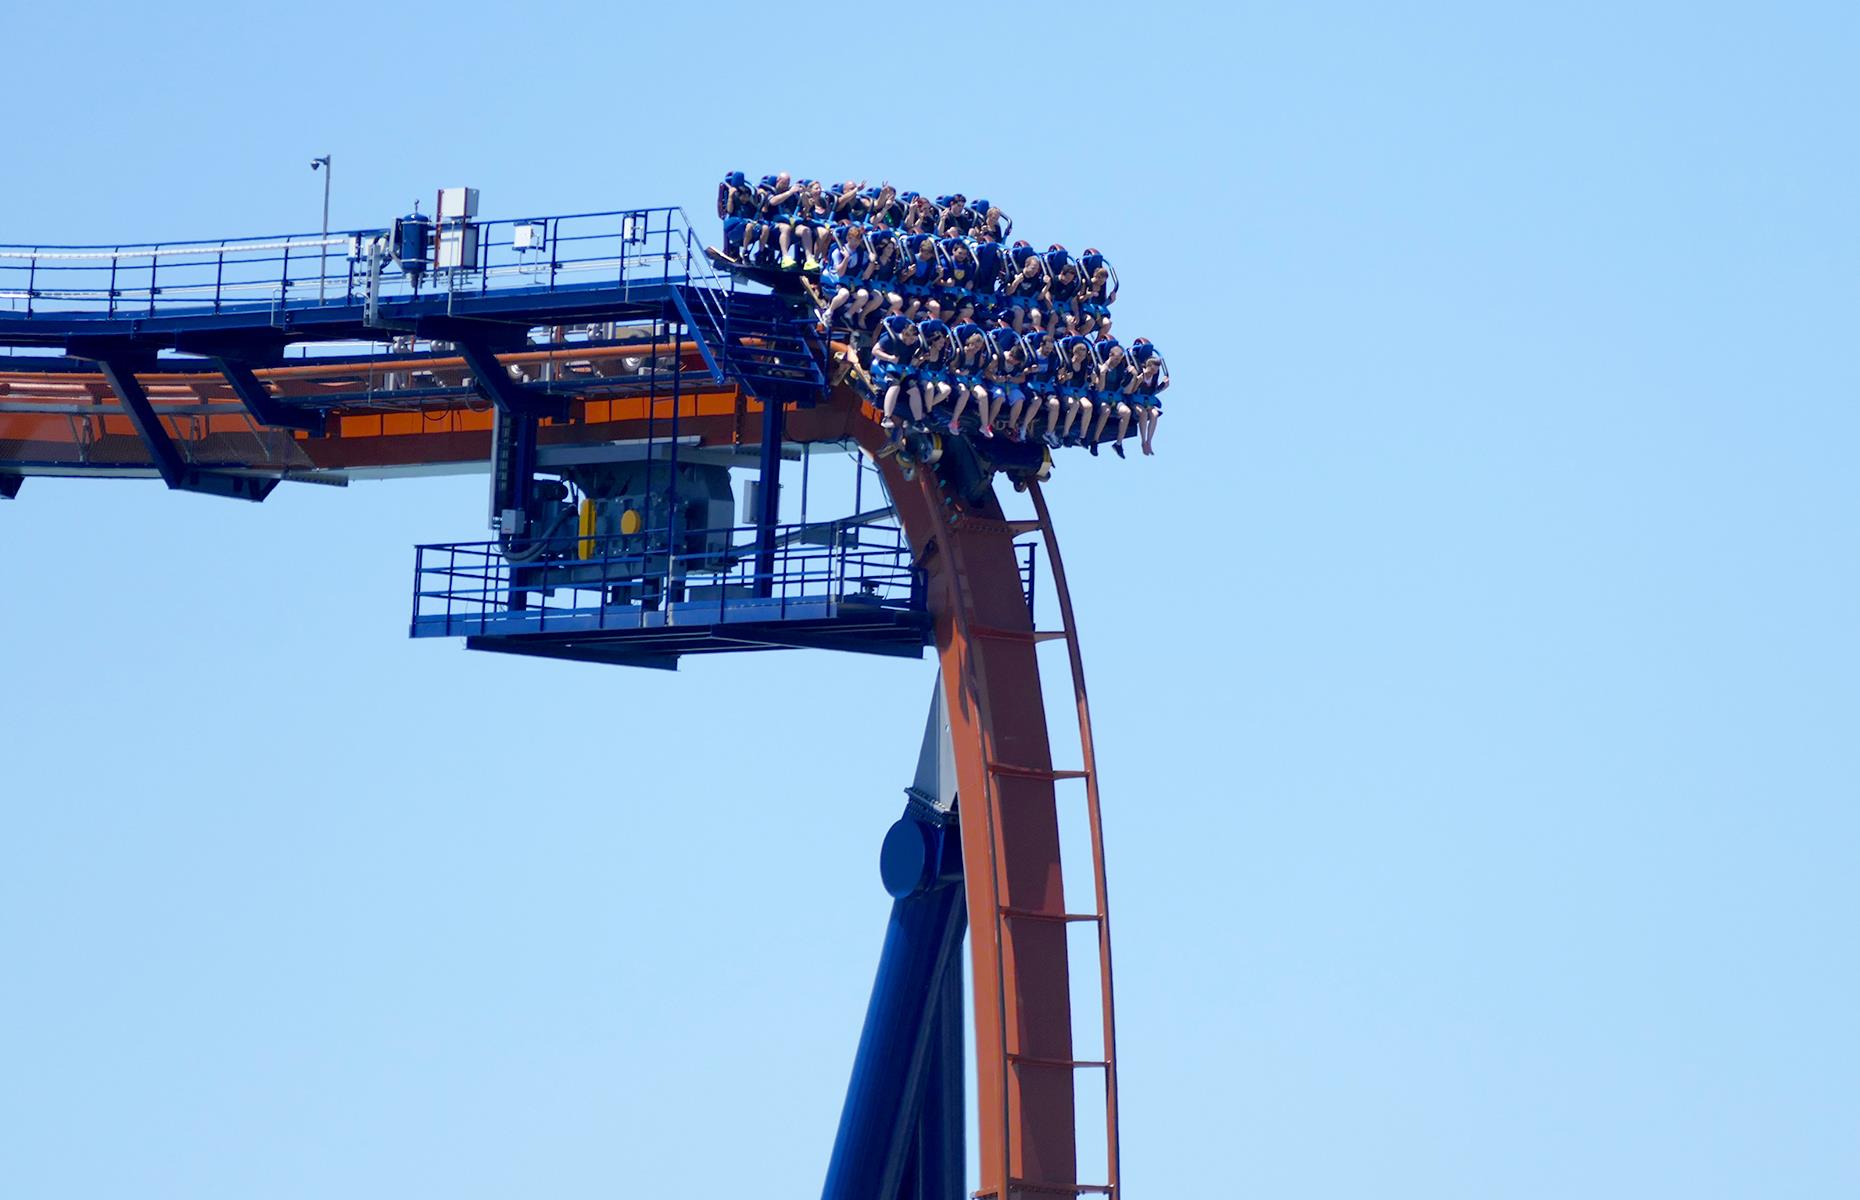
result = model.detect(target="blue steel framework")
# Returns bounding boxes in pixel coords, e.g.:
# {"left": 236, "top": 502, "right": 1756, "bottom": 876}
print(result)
{"left": 0, "top": 203, "right": 1119, "bottom": 1200}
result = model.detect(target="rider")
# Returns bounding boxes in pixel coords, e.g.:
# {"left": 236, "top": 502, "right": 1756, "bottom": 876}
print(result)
{"left": 985, "top": 326, "right": 1029, "bottom": 439}
{"left": 716, "top": 171, "right": 758, "bottom": 259}
{"left": 1053, "top": 333, "right": 1097, "bottom": 447}
{"left": 1041, "top": 259, "right": 1083, "bottom": 335}
{"left": 913, "top": 318, "right": 955, "bottom": 425}
{"left": 871, "top": 315, "right": 924, "bottom": 433}
{"left": 1127, "top": 337, "right": 1169, "bottom": 456}
{"left": 818, "top": 224, "right": 874, "bottom": 330}
{"left": 1017, "top": 330, "right": 1060, "bottom": 443}
{"left": 1086, "top": 337, "right": 1133, "bottom": 458}
{"left": 1000, "top": 252, "right": 1046, "bottom": 332}
{"left": 898, "top": 234, "right": 942, "bottom": 320}
{"left": 946, "top": 321, "right": 993, "bottom": 438}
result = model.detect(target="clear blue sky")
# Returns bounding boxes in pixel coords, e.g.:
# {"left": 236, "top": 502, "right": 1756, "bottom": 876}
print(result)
{"left": 3, "top": 2, "right": 1856, "bottom": 1197}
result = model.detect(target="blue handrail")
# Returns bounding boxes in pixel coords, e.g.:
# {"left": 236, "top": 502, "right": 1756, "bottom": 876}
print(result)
{"left": 0, "top": 207, "right": 711, "bottom": 319}
{"left": 409, "top": 520, "right": 1039, "bottom": 638}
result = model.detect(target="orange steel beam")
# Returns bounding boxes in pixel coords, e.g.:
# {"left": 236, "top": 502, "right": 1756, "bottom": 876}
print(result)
{"left": 0, "top": 343, "right": 859, "bottom": 473}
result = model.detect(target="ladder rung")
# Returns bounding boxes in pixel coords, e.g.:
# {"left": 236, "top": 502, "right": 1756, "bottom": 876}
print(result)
{"left": 999, "top": 906, "right": 1103, "bottom": 924}
{"left": 972, "top": 625, "right": 1067, "bottom": 644}
{"left": 988, "top": 762, "right": 1088, "bottom": 782}
{"left": 1006, "top": 1053, "right": 1109, "bottom": 1070}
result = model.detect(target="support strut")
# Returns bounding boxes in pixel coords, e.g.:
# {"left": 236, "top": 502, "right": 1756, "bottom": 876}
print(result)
{"left": 822, "top": 678, "right": 967, "bottom": 1200}
{"left": 456, "top": 337, "right": 568, "bottom": 538}
{"left": 754, "top": 389, "right": 785, "bottom": 597}
{"left": 213, "top": 358, "right": 325, "bottom": 434}
{"left": 87, "top": 353, "right": 277, "bottom": 502}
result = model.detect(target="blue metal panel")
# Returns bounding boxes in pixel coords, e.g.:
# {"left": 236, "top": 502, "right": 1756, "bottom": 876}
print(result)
{"left": 820, "top": 816, "right": 967, "bottom": 1200}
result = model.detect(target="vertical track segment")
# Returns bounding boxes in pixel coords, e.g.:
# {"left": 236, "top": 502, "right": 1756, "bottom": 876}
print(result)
{"left": 1028, "top": 482, "right": 1121, "bottom": 1198}
{"left": 853, "top": 415, "right": 1119, "bottom": 1200}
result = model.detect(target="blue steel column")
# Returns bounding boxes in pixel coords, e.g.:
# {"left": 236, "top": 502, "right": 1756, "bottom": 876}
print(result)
{"left": 754, "top": 388, "right": 784, "bottom": 598}
{"left": 901, "top": 929, "right": 968, "bottom": 1200}
{"left": 822, "top": 681, "right": 968, "bottom": 1200}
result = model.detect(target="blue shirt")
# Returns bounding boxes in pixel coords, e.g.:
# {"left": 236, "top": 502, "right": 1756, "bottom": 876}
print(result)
{"left": 875, "top": 334, "right": 919, "bottom": 367}
{"left": 831, "top": 244, "right": 870, "bottom": 277}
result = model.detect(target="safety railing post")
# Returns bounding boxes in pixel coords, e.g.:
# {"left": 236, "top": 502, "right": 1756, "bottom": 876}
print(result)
{"left": 25, "top": 253, "right": 35, "bottom": 316}
{"left": 107, "top": 249, "right": 119, "bottom": 315}
{"left": 147, "top": 246, "right": 159, "bottom": 316}
{"left": 214, "top": 249, "right": 225, "bottom": 313}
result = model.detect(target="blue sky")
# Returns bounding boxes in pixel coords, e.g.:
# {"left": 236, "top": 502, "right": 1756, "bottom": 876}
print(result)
{"left": 2, "top": 2, "right": 1857, "bottom": 1197}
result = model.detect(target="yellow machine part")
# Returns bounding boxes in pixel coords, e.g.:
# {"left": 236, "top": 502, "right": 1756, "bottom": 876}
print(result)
{"left": 577, "top": 497, "right": 596, "bottom": 560}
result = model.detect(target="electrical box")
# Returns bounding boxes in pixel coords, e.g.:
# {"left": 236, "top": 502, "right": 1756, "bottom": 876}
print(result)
{"left": 436, "top": 224, "right": 480, "bottom": 270}
{"left": 513, "top": 222, "right": 546, "bottom": 251}
{"left": 438, "top": 187, "right": 479, "bottom": 220}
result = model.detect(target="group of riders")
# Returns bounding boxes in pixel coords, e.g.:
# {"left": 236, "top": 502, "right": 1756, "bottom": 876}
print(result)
{"left": 716, "top": 173, "right": 1168, "bottom": 457}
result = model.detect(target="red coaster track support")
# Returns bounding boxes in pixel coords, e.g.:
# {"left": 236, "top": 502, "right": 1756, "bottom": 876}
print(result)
{"left": 855, "top": 418, "right": 1121, "bottom": 1200}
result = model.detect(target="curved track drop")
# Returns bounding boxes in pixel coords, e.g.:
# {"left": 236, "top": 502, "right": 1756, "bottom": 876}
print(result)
{"left": 858, "top": 410, "right": 1121, "bottom": 1199}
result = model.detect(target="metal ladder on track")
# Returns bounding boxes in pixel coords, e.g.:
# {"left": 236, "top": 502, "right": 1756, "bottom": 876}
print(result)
{"left": 966, "top": 483, "right": 1121, "bottom": 1200}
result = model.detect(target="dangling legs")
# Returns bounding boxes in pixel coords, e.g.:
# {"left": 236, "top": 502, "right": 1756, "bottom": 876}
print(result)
{"left": 948, "top": 382, "right": 970, "bottom": 433}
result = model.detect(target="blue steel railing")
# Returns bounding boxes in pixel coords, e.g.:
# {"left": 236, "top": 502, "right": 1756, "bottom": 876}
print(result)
{"left": 0, "top": 207, "right": 722, "bottom": 319}
{"left": 411, "top": 521, "right": 1039, "bottom": 639}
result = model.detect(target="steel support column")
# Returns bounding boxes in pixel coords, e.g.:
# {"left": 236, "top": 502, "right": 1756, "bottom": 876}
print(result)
{"left": 458, "top": 338, "right": 567, "bottom": 541}
{"left": 822, "top": 681, "right": 968, "bottom": 1200}
{"left": 754, "top": 391, "right": 784, "bottom": 597}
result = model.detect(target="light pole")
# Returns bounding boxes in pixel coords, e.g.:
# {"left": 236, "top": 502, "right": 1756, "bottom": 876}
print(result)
{"left": 310, "top": 155, "right": 331, "bottom": 302}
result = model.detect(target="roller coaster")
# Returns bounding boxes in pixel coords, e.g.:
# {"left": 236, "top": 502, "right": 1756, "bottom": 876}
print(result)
{"left": 0, "top": 193, "right": 1149, "bottom": 1199}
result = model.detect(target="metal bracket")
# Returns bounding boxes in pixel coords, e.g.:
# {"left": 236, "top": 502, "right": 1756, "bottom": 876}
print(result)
{"left": 0, "top": 475, "right": 21, "bottom": 500}
{"left": 455, "top": 338, "right": 571, "bottom": 422}
{"left": 907, "top": 672, "right": 960, "bottom": 823}
{"left": 85, "top": 352, "right": 278, "bottom": 502}
{"left": 214, "top": 358, "right": 327, "bottom": 434}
